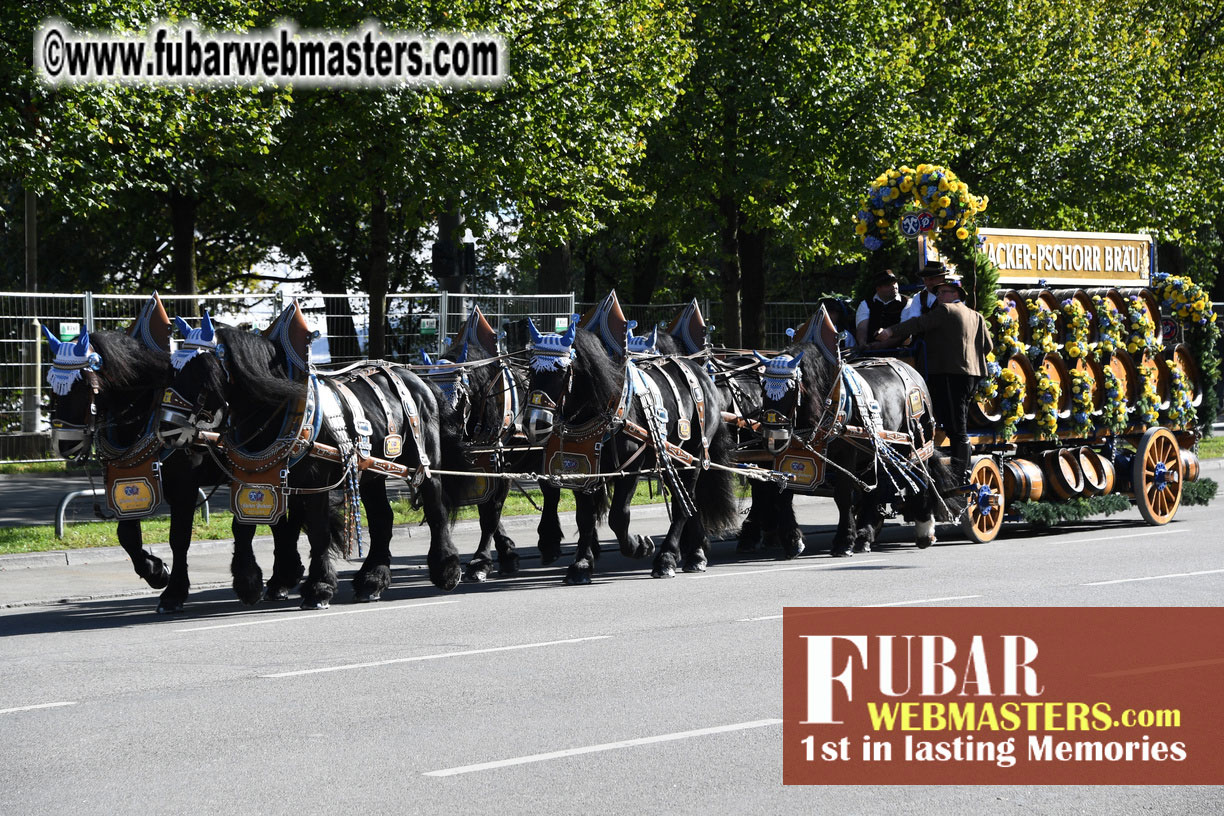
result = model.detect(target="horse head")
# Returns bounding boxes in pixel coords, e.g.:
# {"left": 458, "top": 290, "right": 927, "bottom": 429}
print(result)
{"left": 755, "top": 349, "right": 805, "bottom": 454}
{"left": 158, "top": 315, "right": 227, "bottom": 449}
{"left": 43, "top": 325, "right": 103, "bottom": 462}
{"left": 524, "top": 315, "right": 580, "bottom": 443}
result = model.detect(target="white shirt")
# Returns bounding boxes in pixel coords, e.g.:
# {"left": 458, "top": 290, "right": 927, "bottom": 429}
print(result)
{"left": 900, "top": 288, "right": 940, "bottom": 321}
{"left": 855, "top": 293, "right": 907, "bottom": 326}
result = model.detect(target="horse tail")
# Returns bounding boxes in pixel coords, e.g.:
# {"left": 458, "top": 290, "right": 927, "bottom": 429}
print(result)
{"left": 696, "top": 421, "right": 740, "bottom": 534}
{"left": 927, "top": 454, "right": 964, "bottom": 523}
{"left": 326, "top": 489, "right": 348, "bottom": 556}
{"left": 590, "top": 482, "right": 610, "bottom": 524}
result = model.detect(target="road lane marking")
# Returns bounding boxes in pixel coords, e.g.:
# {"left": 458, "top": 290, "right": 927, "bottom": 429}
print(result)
{"left": 423, "top": 718, "right": 783, "bottom": 777}
{"left": 866, "top": 595, "right": 984, "bottom": 607}
{"left": 262, "top": 635, "right": 612, "bottom": 678}
{"left": 0, "top": 701, "right": 76, "bottom": 715}
{"left": 1066, "top": 530, "right": 1185, "bottom": 545}
{"left": 737, "top": 594, "right": 984, "bottom": 621}
{"left": 1082, "top": 568, "right": 1224, "bottom": 586}
{"left": 699, "top": 559, "right": 884, "bottom": 579}
{"left": 177, "top": 600, "right": 459, "bottom": 632}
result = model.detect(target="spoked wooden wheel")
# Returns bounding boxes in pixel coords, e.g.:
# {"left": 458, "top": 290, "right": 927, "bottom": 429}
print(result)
{"left": 1133, "top": 427, "right": 1182, "bottom": 525}
{"left": 961, "top": 456, "right": 1005, "bottom": 543}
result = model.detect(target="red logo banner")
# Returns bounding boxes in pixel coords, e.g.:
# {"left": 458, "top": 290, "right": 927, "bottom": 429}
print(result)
{"left": 782, "top": 607, "right": 1224, "bottom": 785}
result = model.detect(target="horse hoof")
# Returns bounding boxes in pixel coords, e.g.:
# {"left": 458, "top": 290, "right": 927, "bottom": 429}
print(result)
{"left": 563, "top": 567, "right": 592, "bottom": 585}
{"left": 354, "top": 590, "right": 382, "bottom": 603}
{"left": 916, "top": 536, "right": 935, "bottom": 550}
{"left": 301, "top": 599, "right": 331, "bottom": 610}
{"left": 497, "top": 554, "right": 520, "bottom": 577}
{"left": 265, "top": 585, "right": 291, "bottom": 602}
{"left": 853, "top": 541, "right": 872, "bottom": 554}
{"left": 651, "top": 566, "right": 676, "bottom": 578}
{"left": 146, "top": 566, "right": 170, "bottom": 590}
{"left": 682, "top": 559, "right": 707, "bottom": 573}
{"left": 156, "top": 601, "right": 184, "bottom": 615}
{"left": 463, "top": 567, "right": 489, "bottom": 584}
{"left": 430, "top": 556, "right": 462, "bottom": 592}
{"left": 538, "top": 540, "right": 562, "bottom": 566}
{"left": 830, "top": 547, "right": 852, "bottom": 558}
{"left": 634, "top": 536, "right": 655, "bottom": 559}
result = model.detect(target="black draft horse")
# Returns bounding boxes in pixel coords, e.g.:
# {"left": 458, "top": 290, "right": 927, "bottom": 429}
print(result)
{"left": 629, "top": 324, "right": 782, "bottom": 555}
{"left": 757, "top": 340, "right": 958, "bottom": 557}
{"left": 160, "top": 325, "right": 467, "bottom": 607}
{"left": 523, "top": 324, "right": 740, "bottom": 583}
{"left": 43, "top": 327, "right": 322, "bottom": 613}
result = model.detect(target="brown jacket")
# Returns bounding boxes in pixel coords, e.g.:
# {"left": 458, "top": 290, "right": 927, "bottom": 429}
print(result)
{"left": 889, "top": 301, "right": 993, "bottom": 377}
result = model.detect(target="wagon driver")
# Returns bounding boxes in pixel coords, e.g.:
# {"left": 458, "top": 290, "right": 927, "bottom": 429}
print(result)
{"left": 855, "top": 269, "right": 908, "bottom": 349}
{"left": 874, "top": 276, "right": 993, "bottom": 484}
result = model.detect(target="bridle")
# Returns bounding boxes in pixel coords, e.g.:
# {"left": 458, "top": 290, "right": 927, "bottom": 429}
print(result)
{"left": 50, "top": 369, "right": 102, "bottom": 463}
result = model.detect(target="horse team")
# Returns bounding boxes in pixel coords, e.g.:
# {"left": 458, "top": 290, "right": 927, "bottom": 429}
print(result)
{"left": 45, "top": 291, "right": 959, "bottom": 613}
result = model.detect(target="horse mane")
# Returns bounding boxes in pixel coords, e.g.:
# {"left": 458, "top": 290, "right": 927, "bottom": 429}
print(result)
{"left": 652, "top": 332, "right": 683, "bottom": 356}
{"left": 789, "top": 341, "right": 837, "bottom": 426}
{"left": 90, "top": 330, "right": 172, "bottom": 390}
{"left": 217, "top": 328, "right": 307, "bottom": 406}
{"left": 572, "top": 327, "right": 624, "bottom": 409}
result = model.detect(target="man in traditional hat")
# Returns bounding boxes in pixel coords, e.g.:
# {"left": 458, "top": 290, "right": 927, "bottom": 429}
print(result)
{"left": 875, "top": 276, "right": 993, "bottom": 483}
{"left": 855, "top": 269, "right": 908, "bottom": 349}
{"left": 899, "top": 260, "right": 947, "bottom": 321}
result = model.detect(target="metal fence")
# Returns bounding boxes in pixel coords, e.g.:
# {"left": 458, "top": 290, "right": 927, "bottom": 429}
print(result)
{"left": 0, "top": 290, "right": 575, "bottom": 461}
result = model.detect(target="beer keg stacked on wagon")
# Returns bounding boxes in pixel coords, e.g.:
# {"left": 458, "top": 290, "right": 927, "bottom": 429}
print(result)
{"left": 962, "top": 276, "right": 1207, "bottom": 542}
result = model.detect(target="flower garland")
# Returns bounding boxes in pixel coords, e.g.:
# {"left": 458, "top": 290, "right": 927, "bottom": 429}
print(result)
{"left": 990, "top": 298, "right": 1023, "bottom": 360}
{"left": 1132, "top": 374, "right": 1160, "bottom": 428}
{"left": 1099, "top": 367, "right": 1128, "bottom": 434}
{"left": 976, "top": 355, "right": 1002, "bottom": 402}
{"left": 1152, "top": 270, "right": 1217, "bottom": 327}
{"left": 1027, "top": 300, "right": 1059, "bottom": 358}
{"left": 1032, "top": 369, "right": 1060, "bottom": 440}
{"left": 996, "top": 367, "right": 1025, "bottom": 440}
{"left": 1068, "top": 370, "right": 1095, "bottom": 437}
{"left": 1125, "top": 295, "right": 1160, "bottom": 356}
{"left": 1061, "top": 298, "right": 1091, "bottom": 360}
{"left": 1092, "top": 295, "right": 1124, "bottom": 356}
{"left": 1164, "top": 366, "right": 1196, "bottom": 428}
{"left": 854, "top": 166, "right": 915, "bottom": 251}
{"left": 853, "top": 163, "right": 988, "bottom": 251}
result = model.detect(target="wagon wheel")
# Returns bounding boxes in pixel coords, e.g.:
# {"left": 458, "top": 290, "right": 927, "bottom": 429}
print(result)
{"left": 1133, "top": 427, "right": 1182, "bottom": 525}
{"left": 961, "top": 456, "right": 1005, "bottom": 543}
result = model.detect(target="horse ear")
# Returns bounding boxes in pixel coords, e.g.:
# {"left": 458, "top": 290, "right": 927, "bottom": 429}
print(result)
{"left": 173, "top": 315, "right": 193, "bottom": 338}
{"left": 752, "top": 350, "right": 769, "bottom": 364}
{"left": 127, "top": 292, "right": 172, "bottom": 352}
{"left": 420, "top": 350, "right": 433, "bottom": 365}
{"left": 41, "top": 324, "right": 61, "bottom": 356}
{"left": 791, "top": 350, "right": 805, "bottom": 367}
{"left": 200, "top": 309, "right": 215, "bottom": 342}
{"left": 561, "top": 319, "right": 578, "bottom": 347}
{"left": 647, "top": 326, "right": 658, "bottom": 348}
{"left": 527, "top": 318, "right": 543, "bottom": 345}
{"left": 75, "top": 328, "right": 90, "bottom": 355}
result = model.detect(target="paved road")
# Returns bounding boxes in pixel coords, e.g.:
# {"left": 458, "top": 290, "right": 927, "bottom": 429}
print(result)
{"left": 1, "top": 481, "right": 1221, "bottom": 814}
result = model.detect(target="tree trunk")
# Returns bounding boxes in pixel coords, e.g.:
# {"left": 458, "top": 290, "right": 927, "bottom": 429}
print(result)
{"left": 169, "top": 189, "right": 199, "bottom": 316}
{"left": 739, "top": 224, "right": 766, "bottom": 348}
{"left": 537, "top": 241, "right": 572, "bottom": 294}
{"left": 367, "top": 186, "right": 389, "bottom": 359}
{"left": 632, "top": 231, "right": 667, "bottom": 305}
{"left": 717, "top": 195, "right": 742, "bottom": 348}
{"left": 305, "top": 246, "right": 361, "bottom": 362}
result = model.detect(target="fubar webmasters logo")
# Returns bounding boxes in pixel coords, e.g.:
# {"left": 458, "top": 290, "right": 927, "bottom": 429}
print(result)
{"left": 782, "top": 608, "right": 1223, "bottom": 785}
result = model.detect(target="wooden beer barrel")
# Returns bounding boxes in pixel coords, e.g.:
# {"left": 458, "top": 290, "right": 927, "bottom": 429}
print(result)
{"left": 1017, "top": 289, "right": 1061, "bottom": 339}
{"left": 1038, "top": 352, "right": 1072, "bottom": 419}
{"left": 996, "top": 290, "right": 1028, "bottom": 345}
{"left": 1086, "top": 287, "right": 1126, "bottom": 318}
{"left": 971, "top": 353, "right": 1038, "bottom": 424}
{"left": 1077, "top": 447, "right": 1115, "bottom": 496}
{"left": 1166, "top": 343, "right": 1203, "bottom": 406}
{"left": 1118, "top": 287, "right": 1160, "bottom": 335}
{"left": 1070, "top": 355, "right": 1106, "bottom": 414}
{"left": 1002, "top": 458, "right": 1044, "bottom": 503}
{"left": 1051, "top": 289, "right": 1098, "bottom": 343}
{"left": 1136, "top": 352, "right": 1171, "bottom": 410}
{"left": 1044, "top": 448, "right": 1085, "bottom": 499}
{"left": 1107, "top": 349, "right": 1141, "bottom": 403}
{"left": 1180, "top": 448, "right": 1200, "bottom": 482}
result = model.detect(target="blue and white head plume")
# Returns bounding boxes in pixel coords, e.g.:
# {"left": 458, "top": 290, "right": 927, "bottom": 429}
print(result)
{"left": 626, "top": 320, "right": 660, "bottom": 355}
{"left": 756, "top": 350, "right": 805, "bottom": 402}
{"left": 43, "top": 326, "right": 102, "bottom": 396}
{"left": 170, "top": 311, "right": 218, "bottom": 370}
{"left": 527, "top": 315, "right": 579, "bottom": 372}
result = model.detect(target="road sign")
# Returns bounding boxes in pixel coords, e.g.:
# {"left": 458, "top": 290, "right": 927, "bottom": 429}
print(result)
{"left": 900, "top": 213, "right": 921, "bottom": 238}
